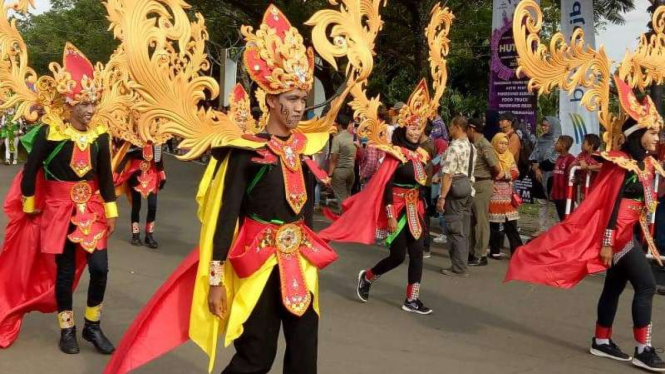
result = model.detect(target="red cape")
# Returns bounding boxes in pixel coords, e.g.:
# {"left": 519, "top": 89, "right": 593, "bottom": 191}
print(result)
{"left": 319, "top": 156, "right": 400, "bottom": 244}
{"left": 0, "top": 171, "right": 86, "bottom": 348}
{"left": 504, "top": 160, "right": 625, "bottom": 288}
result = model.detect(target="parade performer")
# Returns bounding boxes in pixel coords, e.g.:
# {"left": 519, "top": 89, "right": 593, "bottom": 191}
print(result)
{"left": 319, "top": 4, "right": 453, "bottom": 315}
{"left": 506, "top": 1, "right": 665, "bottom": 371}
{"left": 0, "top": 0, "right": 132, "bottom": 354}
{"left": 102, "top": 0, "right": 383, "bottom": 373}
{"left": 114, "top": 142, "right": 166, "bottom": 248}
{"left": 0, "top": 42, "right": 132, "bottom": 354}
{"left": 1, "top": 108, "right": 23, "bottom": 165}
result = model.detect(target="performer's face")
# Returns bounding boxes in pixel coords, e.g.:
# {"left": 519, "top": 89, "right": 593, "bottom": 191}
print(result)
{"left": 641, "top": 128, "right": 660, "bottom": 153}
{"left": 267, "top": 89, "right": 308, "bottom": 131}
{"left": 71, "top": 101, "right": 97, "bottom": 126}
{"left": 406, "top": 125, "right": 422, "bottom": 143}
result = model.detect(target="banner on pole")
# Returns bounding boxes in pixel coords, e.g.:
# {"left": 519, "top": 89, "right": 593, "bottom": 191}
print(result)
{"left": 559, "top": 0, "right": 598, "bottom": 154}
{"left": 488, "top": 0, "right": 538, "bottom": 133}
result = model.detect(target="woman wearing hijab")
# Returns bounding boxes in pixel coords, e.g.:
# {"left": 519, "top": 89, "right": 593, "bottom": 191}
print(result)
{"left": 529, "top": 116, "right": 561, "bottom": 236}
{"left": 488, "top": 133, "right": 523, "bottom": 257}
{"left": 507, "top": 77, "right": 665, "bottom": 371}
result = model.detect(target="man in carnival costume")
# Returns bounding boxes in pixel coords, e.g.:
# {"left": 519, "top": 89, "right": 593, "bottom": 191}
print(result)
{"left": 102, "top": 0, "right": 383, "bottom": 372}
{"left": 506, "top": 1, "right": 665, "bottom": 371}
{"left": 0, "top": 43, "right": 120, "bottom": 355}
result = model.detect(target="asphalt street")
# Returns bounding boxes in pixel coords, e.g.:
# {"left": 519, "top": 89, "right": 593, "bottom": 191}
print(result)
{"left": 1, "top": 155, "right": 664, "bottom": 374}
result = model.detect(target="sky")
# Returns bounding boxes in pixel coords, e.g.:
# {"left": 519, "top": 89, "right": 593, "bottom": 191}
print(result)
{"left": 28, "top": 0, "right": 652, "bottom": 65}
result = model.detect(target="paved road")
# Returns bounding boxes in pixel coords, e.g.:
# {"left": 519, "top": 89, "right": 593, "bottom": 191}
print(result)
{"left": 1, "top": 155, "right": 664, "bottom": 374}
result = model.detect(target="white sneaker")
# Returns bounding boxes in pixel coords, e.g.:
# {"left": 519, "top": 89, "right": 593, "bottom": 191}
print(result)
{"left": 11, "top": 160, "right": 16, "bottom": 165}
{"left": 433, "top": 235, "right": 447, "bottom": 244}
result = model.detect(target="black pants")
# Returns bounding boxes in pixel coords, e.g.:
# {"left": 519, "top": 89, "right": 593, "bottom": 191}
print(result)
{"left": 55, "top": 240, "right": 108, "bottom": 312}
{"left": 489, "top": 220, "right": 523, "bottom": 255}
{"left": 371, "top": 224, "right": 424, "bottom": 284}
{"left": 129, "top": 174, "right": 158, "bottom": 225}
{"left": 223, "top": 268, "right": 318, "bottom": 374}
{"left": 597, "top": 243, "right": 655, "bottom": 330}
{"left": 553, "top": 199, "right": 567, "bottom": 221}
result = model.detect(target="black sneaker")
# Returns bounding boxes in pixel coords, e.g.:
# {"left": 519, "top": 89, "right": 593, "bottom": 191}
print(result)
{"left": 356, "top": 270, "right": 372, "bottom": 303}
{"left": 589, "top": 338, "right": 631, "bottom": 362}
{"left": 633, "top": 346, "right": 665, "bottom": 372}
{"left": 131, "top": 233, "right": 142, "bottom": 246}
{"left": 401, "top": 299, "right": 433, "bottom": 315}
{"left": 469, "top": 257, "right": 488, "bottom": 267}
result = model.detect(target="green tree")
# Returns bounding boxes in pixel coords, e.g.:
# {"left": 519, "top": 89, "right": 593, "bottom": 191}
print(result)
{"left": 20, "top": 0, "right": 118, "bottom": 75}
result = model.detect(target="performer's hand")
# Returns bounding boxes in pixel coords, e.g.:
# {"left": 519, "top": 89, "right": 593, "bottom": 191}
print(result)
{"left": 436, "top": 197, "right": 445, "bottom": 213}
{"left": 535, "top": 169, "right": 543, "bottom": 183}
{"left": 208, "top": 285, "right": 227, "bottom": 319}
{"left": 580, "top": 161, "right": 588, "bottom": 170}
{"left": 387, "top": 217, "right": 398, "bottom": 233}
{"left": 600, "top": 246, "right": 613, "bottom": 267}
{"left": 107, "top": 217, "right": 117, "bottom": 236}
{"left": 159, "top": 179, "right": 166, "bottom": 190}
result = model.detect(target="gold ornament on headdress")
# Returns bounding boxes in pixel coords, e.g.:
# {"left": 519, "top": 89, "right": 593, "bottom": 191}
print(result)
{"left": 0, "top": 0, "right": 132, "bottom": 134}
{"left": 105, "top": 0, "right": 385, "bottom": 160}
{"left": 354, "top": 3, "right": 453, "bottom": 160}
{"left": 513, "top": 0, "right": 665, "bottom": 152}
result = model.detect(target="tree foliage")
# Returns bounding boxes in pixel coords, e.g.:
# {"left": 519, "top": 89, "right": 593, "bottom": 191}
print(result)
{"left": 17, "top": 0, "right": 641, "bottom": 122}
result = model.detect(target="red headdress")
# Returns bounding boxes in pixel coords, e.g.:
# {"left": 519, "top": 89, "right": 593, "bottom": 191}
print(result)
{"left": 241, "top": 5, "right": 315, "bottom": 95}
{"left": 48, "top": 43, "right": 102, "bottom": 105}
{"left": 397, "top": 79, "right": 436, "bottom": 131}
{"left": 614, "top": 75, "right": 664, "bottom": 136}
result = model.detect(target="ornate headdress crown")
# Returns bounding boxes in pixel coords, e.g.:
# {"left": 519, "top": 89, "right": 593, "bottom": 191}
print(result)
{"left": 50, "top": 43, "right": 103, "bottom": 104}
{"left": 228, "top": 83, "right": 253, "bottom": 132}
{"left": 614, "top": 75, "right": 664, "bottom": 136}
{"left": 242, "top": 5, "right": 315, "bottom": 95}
{"left": 397, "top": 79, "right": 435, "bottom": 130}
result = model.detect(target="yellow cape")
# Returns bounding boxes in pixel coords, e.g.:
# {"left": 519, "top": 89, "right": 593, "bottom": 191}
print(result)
{"left": 189, "top": 132, "right": 326, "bottom": 372}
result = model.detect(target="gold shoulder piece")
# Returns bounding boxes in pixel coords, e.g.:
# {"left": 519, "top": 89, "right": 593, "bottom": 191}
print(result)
{"left": 600, "top": 151, "right": 640, "bottom": 174}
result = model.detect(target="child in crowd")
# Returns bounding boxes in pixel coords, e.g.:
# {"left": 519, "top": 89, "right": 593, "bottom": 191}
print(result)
{"left": 550, "top": 135, "right": 577, "bottom": 221}
{"left": 574, "top": 133, "right": 602, "bottom": 197}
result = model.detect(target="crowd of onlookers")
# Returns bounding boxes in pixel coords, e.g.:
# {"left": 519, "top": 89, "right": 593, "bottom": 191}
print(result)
{"left": 316, "top": 107, "right": 617, "bottom": 277}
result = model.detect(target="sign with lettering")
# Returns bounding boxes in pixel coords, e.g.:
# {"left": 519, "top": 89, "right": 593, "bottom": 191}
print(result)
{"left": 559, "top": 0, "right": 599, "bottom": 154}
{"left": 488, "top": 0, "right": 538, "bottom": 133}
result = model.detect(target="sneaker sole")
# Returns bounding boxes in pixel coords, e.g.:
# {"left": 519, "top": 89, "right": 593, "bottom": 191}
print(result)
{"left": 589, "top": 347, "right": 632, "bottom": 362}
{"left": 356, "top": 271, "right": 368, "bottom": 303}
{"left": 632, "top": 358, "right": 665, "bottom": 372}
{"left": 401, "top": 305, "right": 433, "bottom": 315}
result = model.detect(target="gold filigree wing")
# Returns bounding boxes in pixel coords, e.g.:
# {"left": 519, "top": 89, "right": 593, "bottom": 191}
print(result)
{"left": 105, "top": 0, "right": 260, "bottom": 160}
{"left": 297, "top": 0, "right": 386, "bottom": 136}
{"left": 618, "top": 6, "right": 665, "bottom": 91}
{"left": 513, "top": 0, "right": 619, "bottom": 147}
{"left": 426, "top": 3, "right": 453, "bottom": 115}
{"left": 0, "top": 0, "right": 40, "bottom": 122}
{"left": 94, "top": 47, "right": 140, "bottom": 144}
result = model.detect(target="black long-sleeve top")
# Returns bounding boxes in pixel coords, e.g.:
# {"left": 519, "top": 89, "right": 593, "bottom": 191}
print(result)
{"left": 115, "top": 145, "right": 165, "bottom": 174}
{"left": 21, "top": 125, "right": 116, "bottom": 204}
{"left": 606, "top": 170, "right": 644, "bottom": 231}
{"left": 383, "top": 160, "right": 419, "bottom": 206}
{"left": 212, "top": 137, "right": 315, "bottom": 262}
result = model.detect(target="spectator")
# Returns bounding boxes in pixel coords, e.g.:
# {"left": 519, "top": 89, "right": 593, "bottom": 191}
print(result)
{"left": 467, "top": 118, "right": 500, "bottom": 266}
{"left": 488, "top": 133, "right": 523, "bottom": 257}
{"left": 386, "top": 102, "right": 405, "bottom": 142}
{"left": 420, "top": 122, "right": 437, "bottom": 258}
{"left": 429, "top": 115, "right": 448, "bottom": 142}
{"left": 436, "top": 116, "right": 476, "bottom": 277}
{"left": 499, "top": 112, "right": 521, "bottom": 161}
{"left": 430, "top": 137, "right": 449, "bottom": 245}
{"left": 328, "top": 114, "right": 358, "bottom": 211}
{"left": 550, "top": 135, "right": 577, "bottom": 221}
{"left": 573, "top": 133, "right": 602, "bottom": 196}
{"left": 529, "top": 116, "right": 560, "bottom": 236}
